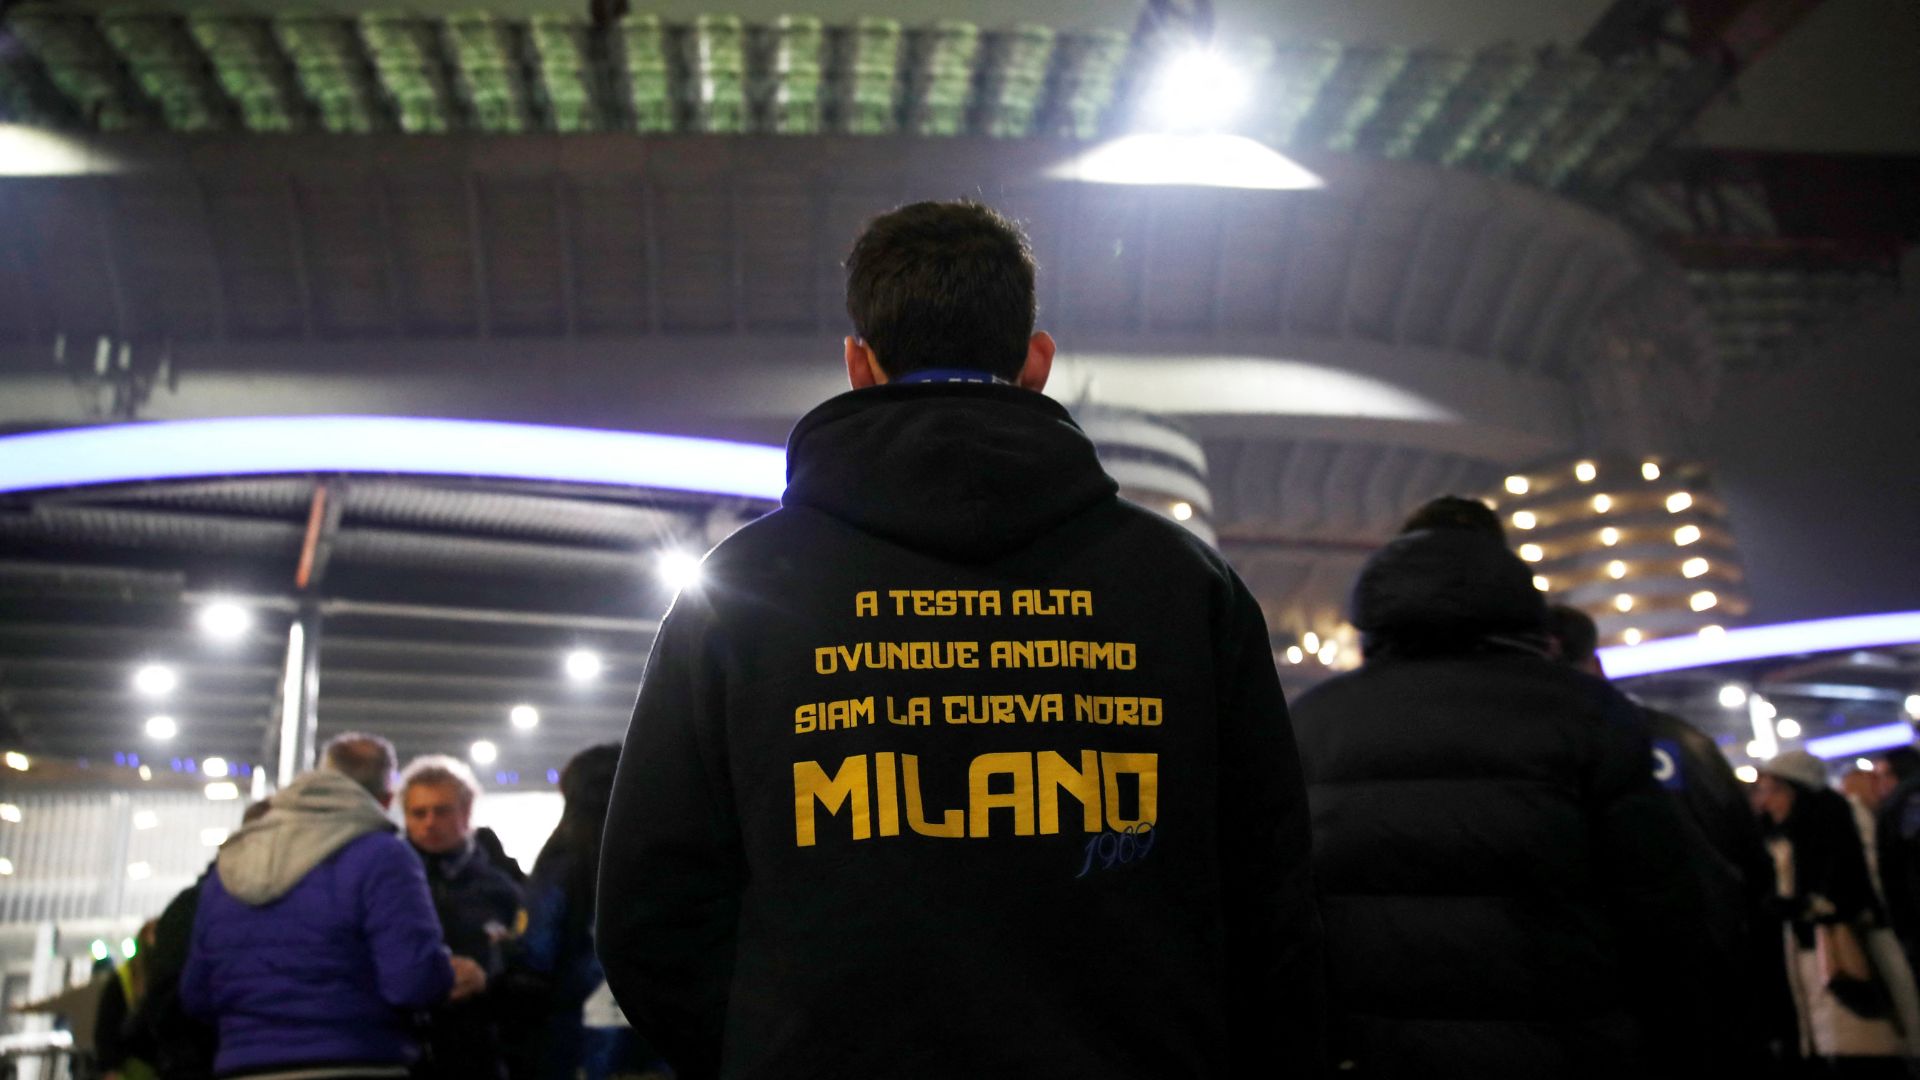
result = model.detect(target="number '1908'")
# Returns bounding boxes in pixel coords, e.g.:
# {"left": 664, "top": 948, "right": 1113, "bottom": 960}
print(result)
{"left": 1075, "top": 822, "right": 1156, "bottom": 879}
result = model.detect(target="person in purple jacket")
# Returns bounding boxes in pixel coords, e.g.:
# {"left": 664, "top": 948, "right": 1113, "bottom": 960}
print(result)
{"left": 182, "top": 733, "right": 485, "bottom": 1080}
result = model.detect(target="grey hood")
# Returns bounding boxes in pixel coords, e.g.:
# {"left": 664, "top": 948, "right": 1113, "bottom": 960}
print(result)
{"left": 216, "top": 768, "right": 395, "bottom": 906}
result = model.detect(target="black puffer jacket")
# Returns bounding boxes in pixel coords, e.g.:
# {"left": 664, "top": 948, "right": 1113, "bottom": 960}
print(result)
{"left": 1292, "top": 528, "right": 1711, "bottom": 1079}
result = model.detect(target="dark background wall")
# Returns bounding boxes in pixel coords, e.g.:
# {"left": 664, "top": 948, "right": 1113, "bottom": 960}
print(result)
{"left": 1709, "top": 255, "right": 1920, "bottom": 622}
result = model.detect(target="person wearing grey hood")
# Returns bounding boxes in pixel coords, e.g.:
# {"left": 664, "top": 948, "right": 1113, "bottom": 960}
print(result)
{"left": 181, "top": 733, "right": 486, "bottom": 1079}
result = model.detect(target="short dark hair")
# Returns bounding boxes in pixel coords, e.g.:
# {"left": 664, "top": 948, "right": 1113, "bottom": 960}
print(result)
{"left": 1400, "top": 495, "right": 1508, "bottom": 544}
{"left": 845, "top": 200, "right": 1037, "bottom": 381}
{"left": 1885, "top": 746, "right": 1920, "bottom": 781}
{"left": 321, "top": 732, "right": 397, "bottom": 801}
{"left": 1544, "top": 603, "right": 1600, "bottom": 667}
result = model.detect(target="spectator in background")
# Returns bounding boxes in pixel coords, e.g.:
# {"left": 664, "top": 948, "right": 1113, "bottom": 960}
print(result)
{"left": 182, "top": 733, "right": 482, "bottom": 1080}
{"left": 1546, "top": 602, "right": 1793, "bottom": 1067}
{"left": 1289, "top": 496, "right": 1714, "bottom": 1078}
{"left": 1877, "top": 748, "right": 1920, "bottom": 971}
{"left": 516, "top": 744, "right": 666, "bottom": 1080}
{"left": 399, "top": 756, "right": 523, "bottom": 1080}
{"left": 1754, "top": 750, "right": 1909, "bottom": 1071}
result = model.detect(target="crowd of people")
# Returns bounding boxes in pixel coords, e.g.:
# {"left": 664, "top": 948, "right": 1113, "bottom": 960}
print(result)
{"left": 17, "top": 198, "right": 1920, "bottom": 1079}
{"left": 46, "top": 735, "right": 669, "bottom": 1080}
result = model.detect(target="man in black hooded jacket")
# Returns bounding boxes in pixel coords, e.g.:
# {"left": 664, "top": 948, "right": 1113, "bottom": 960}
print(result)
{"left": 1289, "top": 497, "right": 1713, "bottom": 1079}
{"left": 597, "top": 200, "right": 1325, "bottom": 1079}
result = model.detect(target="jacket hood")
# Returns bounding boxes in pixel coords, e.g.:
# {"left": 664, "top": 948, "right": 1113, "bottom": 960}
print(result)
{"left": 1351, "top": 528, "right": 1547, "bottom": 654}
{"left": 783, "top": 382, "right": 1119, "bottom": 563}
{"left": 216, "top": 768, "right": 395, "bottom": 906}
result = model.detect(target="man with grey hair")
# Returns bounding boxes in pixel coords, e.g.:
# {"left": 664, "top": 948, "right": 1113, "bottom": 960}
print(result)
{"left": 182, "top": 732, "right": 484, "bottom": 1079}
{"left": 399, "top": 755, "right": 523, "bottom": 1080}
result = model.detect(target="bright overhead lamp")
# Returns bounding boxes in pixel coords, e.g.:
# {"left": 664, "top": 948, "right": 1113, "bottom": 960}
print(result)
{"left": 1776, "top": 718, "right": 1802, "bottom": 739}
{"left": 1511, "top": 511, "right": 1537, "bottom": 531}
{"left": 510, "top": 705, "right": 541, "bottom": 731}
{"left": 1746, "top": 740, "right": 1773, "bottom": 760}
{"left": 1674, "top": 525, "right": 1702, "bottom": 546}
{"left": 133, "top": 810, "right": 159, "bottom": 830}
{"left": 126, "top": 862, "right": 152, "bottom": 880}
{"left": 1614, "top": 594, "right": 1634, "bottom": 613}
{"left": 1284, "top": 646, "right": 1303, "bottom": 664}
{"left": 1302, "top": 632, "right": 1321, "bottom": 655}
{"left": 1171, "top": 501, "right": 1194, "bottom": 522}
{"left": 202, "top": 756, "right": 230, "bottom": 779}
{"left": 134, "top": 664, "right": 178, "bottom": 697}
{"left": 564, "top": 649, "right": 603, "bottom": 681}
{"left": 1909, "top": 694, "right": 1920, "bottom": 719}
{"left": 470, "top": 740, "right": 499, "bottom": 766}
{"left": 4, "top": 751, "right": 26, "bottom": 771}
{"left": 657, "top": 549, "right": 704, "bottom": 591}
{"left": 1642, "top": 462, "right": 1662, "bottom": 481}
{"left": 1720, "top": 685, "right": 1748, "bottom": 709}
{"left": 1574, "top": 462, "right": 1596, "bottom": 483}
{"left": 1735, "top": 765, "right": 1758, "bottom": 783}
{"left": 1806, "top": 722, "right": 1917, "bottom": 761}
{"left": 1317, "top": 641, "right": 1340, "bottom": 665}
{"left": 1591, "top": 494, "right": 1612, "bottom": 514}
{"left": 145, "top": 715, "right": 178, "bottom": 740}
{"left": 1666, "top": 492, "right": 1694, "bottom": 513}
{"left": 1141, "top": 47, "right": 1251, "bottom": 131}
{"left": 1622, "top": 628, "right": 1642, "bottom": 645}
{"left": 0, "top": 803, "right": 21, "bottom": 823}
{"left": 1690, "top": 591, "right": 1718, "bottom": 612}
{"left": 1600, "top": 527, "right": 1620, "bottom": 546}
{"left": 1607, "top": 560, "right": 1627, "bottom": 580}
{"left": 201, "top": 827, "right": 230, "bottom": 848}
{"left": 204, "top": 782, "right": 240, "bottom": 801}
{"left": 1682, "top": 557, "right": 1709, "bottom": 579}
{"left": 1518, "top": 543, "right": 1544, "bottom": 563}
{"left": 1533, "top": 575, "right": 1549, "bottom": 592}
{"left": 1504, "top": 476, "right": 1530, "bottom": 495}
{"left": 0, "top": 858, "right": 12, "bottom": 875}
{"left": 198, "top": 601, "right": 251, "bottom": 640}
{"left": 1698, "top": 625, "right": 1724, "bottom": 638}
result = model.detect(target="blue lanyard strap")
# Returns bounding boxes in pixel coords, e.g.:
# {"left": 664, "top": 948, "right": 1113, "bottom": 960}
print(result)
{"left": 893, "top": 368, "right": 1010, "bottom": 386}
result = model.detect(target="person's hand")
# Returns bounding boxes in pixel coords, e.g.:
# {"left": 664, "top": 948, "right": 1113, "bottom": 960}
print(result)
{"left": 448, "top": 955, "right": 488, "bottom": 1002}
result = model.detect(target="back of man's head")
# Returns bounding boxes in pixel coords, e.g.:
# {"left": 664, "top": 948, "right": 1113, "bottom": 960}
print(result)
{"left": 845, "top": 200, "right": 1036, "bottom": 381}
{"left": 1885, "top": 746, "right": 1920, "bottom": 782}
{"left": 1399, "top": 495, "right": 1507, "bottom": 543}
{"left": 321, "top": 732, "right": 398, "bottom": 803}
{"left": 1544, "top": 603, "right": 1603, "bottom": 676}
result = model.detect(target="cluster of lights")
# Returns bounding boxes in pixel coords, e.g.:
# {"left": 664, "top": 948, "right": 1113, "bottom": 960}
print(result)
{"left": 1280, "top": 630, "right": 1348, "bottom": 668}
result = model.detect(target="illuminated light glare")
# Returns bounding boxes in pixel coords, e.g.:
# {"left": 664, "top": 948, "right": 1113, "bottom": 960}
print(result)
{"left": 1675, "top": 525, "right": 1702, "bottom": 546}
{"left": 127, "top": 862, "right": 152, "bottom": 880}
{"left": 1593, "top": 611, "right": 1920, "bottom": 680}
{"left": 91, "top": 940, "right": 110, "bottom": 961}
{"left": 1303, "top": 632, "right": 1321, "bottom": 655}
{"left": 1699, "top": 625, "right": 1725, "bottom": 638}
{"left": 202, "top": 756, "right": 229, "bottom": 779}
{"left": 1504, "top": 475, "right": 1530, "bottom": 495}
{"left": 201, "top": 827, "right": 229, "bottom": 848}
{"left": 1683, "top": 557, "right": 1710, "bottom": 579}
{"left": 1614, "top": 594, "right": 1634, "bottom": 613}
{"left": 1859, "top": 757, "right": 1878, "bottom": 772}
{"left": 1519, "top": 544, "right": 1544, "bottom": 563}
{"left": 1533, "top": 575, "right": 1549, "bottom": 592}
{"left": 198, "top": 602, "right": 251, "bottom": 640}
{"left": 145, "top": 715, "right": 178, "bottom": 740}
{"left": 564, "top": 649, "right": 603, "bottom": 681}
{"left": 0, "top": 124, "right": 113, "bottom": 177}
{"left": 204, "top": 782, "right": 240, "bottom": 801}
{"left": 1754, "top": 698, "right": 1777, "bottom": 721}
{"left": 122, "top": 938, "right": 138, "bottom": 958}
{"left": 1575, "top": 461, "right": 1597, "bottom": 483}
{"left": 510, "top": 705, "right": 541, "bottom": 731}
{"left": 471, "top": 740, "right": 499, "bottom": 766}
{"left": 1622, "top": 628, "right": 1643, "bottom": 646}
{"left": 1479, "top": 497, "right": 1497, "bottom": 510}
{"left": 0, "top": 417, "right": 787, "bottom": 501}
{"left": 1666, "top": 492, "right": 1693, "bottom": 513}
{"left": 1642, "top": 462, "right": 1662, "bottom": 481}
{"left": 1511, "top": 511, "right": 1537, "bottom": 531}
{"left": 1776, "top": 718, "right": 1802, "bottom": 739}
{"left": 1171, "top": 501, "right": 1194, "bottom": 522}
{"left": 4, "top": 751, "right": 26, "bottom": 771}
{"left": 1052, "top": 131, "right": 1322, "bottom": 189}
{"left": 0, "top": 803, "right": 20, "bottom": 823}
{"left": 657, "top": 550, "right": 704, "bottom": 592}
{"left": 0, "top": 858, "right": 12, "bottom": 875}
{"left": 1601, "top": 527, "right": 1620, "bottom": 547}
{"left": 1141, "top": 48, "right": 1251, "bottom": 130}
{"left": 1806, "top": 722, "right": 1919, "bottom": 761}
{"left": 134, "top": 664, "right": 178, "bottom": 697}
{"left": 1720, "top": 685, "right": 1749, "bottom": 709}
{"left": 1318, "top": 641, "right": 1340, "bottom": 665}
{"left": 138, "top": 765, "right": 152, "bottom": 781}
{"left": 1285, "top": 646, "right": 1303, "bottom": 665}
{"left": 132, "top": 810, "right": 159, "bottom": 831}
{"left": 1607, "top": 560, "right": 1627, "bottom": 579}
{"left": 1735, "top": 765, "right": 1759, "bottom": 783}
{"left": 1746, "top": 740, "right": 1771, "bottom": 759}
{"left": 1908, "top": 694, "right": 1920, "bottom": 719}
{"left": 1691, "top": 590, "right": 1718, "bottom": 612}
{"left": 1592, "top": 494, "right": 1612, "bottom": 514}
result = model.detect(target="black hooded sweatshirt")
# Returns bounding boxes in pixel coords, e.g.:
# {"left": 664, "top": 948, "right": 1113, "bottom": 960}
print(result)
{"left": 597, "top": 381, "right": 1325, "bottom": 1080}
{"left": 1289, "top": 529, "right": 1713, "bottom": 1079}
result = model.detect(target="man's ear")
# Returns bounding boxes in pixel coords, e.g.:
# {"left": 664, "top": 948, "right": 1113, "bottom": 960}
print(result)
{"left": 845, "top": 336, "right": 886, "bottom": 389}
{"left": 1016, "top": 331, "right": 1055, "bottom": 392}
